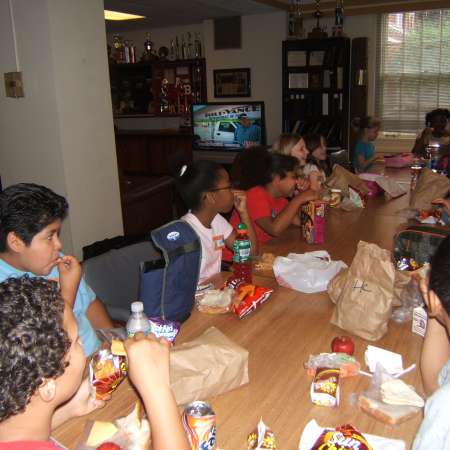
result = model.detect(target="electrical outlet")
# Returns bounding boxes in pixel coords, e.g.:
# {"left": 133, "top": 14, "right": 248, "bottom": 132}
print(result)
{"left": 4, "top": 71, "right": 24, "bottom": 98}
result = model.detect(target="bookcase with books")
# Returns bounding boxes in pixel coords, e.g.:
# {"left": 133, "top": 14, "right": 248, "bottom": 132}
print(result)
{"left": 282, "top": 37, "right": 351, "bottom": 150}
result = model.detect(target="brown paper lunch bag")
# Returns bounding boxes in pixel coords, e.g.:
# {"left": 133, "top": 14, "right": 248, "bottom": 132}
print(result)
{"left": 326, "top": 165, "right": 369, "bottom": 197}
{"left": 409, "top": 168, "right": 450, "bottom": 211}
{"left": 330, "top": 241, "right": 396, "bottom": 341}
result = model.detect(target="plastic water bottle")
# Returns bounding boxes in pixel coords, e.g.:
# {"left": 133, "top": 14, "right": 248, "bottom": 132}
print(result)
{"left": 232, "top": 223, "right": 252, "bottom": 284}
{"left": 126, "top": 301, "right": 151, "bottom": 337}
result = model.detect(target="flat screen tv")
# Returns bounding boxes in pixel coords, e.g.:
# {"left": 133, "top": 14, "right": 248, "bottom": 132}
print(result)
{"left": 192, "top": 102, "right": 266, "bottom": 152}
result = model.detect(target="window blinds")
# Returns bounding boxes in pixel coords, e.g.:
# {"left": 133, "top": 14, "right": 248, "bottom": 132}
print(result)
{"left": 375, "top": 9, "right": 450, "bottom": 134}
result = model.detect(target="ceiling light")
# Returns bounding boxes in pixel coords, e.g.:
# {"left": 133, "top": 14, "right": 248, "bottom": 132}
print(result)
{"left": 104, "top": 10, "right": 145, "bottom": 21}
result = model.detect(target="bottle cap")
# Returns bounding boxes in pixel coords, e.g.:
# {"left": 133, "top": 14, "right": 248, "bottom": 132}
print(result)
{"left": 131, "top": 301, "right": 144, "bottom": 313}
{"left": 237, "top": 223, "right": 248, "bottom": 232}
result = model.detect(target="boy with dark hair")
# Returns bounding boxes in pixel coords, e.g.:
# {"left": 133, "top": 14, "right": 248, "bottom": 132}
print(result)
{"left": 0, "top": 183, "right": 113, "bottom": 356}
{"left": 414, "top": 235, "right": 450, "bottom": 449}
{"left": 0, "top": 275, "right": 189, "bottom": 449}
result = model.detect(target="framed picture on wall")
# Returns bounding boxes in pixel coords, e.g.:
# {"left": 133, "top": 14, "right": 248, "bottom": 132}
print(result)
{"left": 213, "top": 68, "right": 251, "bottom": 97}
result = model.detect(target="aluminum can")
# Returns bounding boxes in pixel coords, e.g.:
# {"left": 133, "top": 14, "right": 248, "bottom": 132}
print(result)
{"left": 182, "top": 401, "right": 216, "bottom": 450}
{"left": 410, "top": 164, "right": 423, "bottom": 191}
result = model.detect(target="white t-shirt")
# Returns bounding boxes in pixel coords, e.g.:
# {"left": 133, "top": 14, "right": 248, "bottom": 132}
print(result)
{"left": 182, "top": 212, "right": 233, "bottom": 283}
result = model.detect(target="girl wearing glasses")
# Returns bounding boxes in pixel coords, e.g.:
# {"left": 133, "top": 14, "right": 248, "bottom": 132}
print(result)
{"left": 176, "top": 160, "right": 257, "bottom": 283}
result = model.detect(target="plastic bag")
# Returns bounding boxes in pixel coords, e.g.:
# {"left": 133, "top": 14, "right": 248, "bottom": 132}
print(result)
{"left": 391, "top": 279, "right": 424, "bottom": 323}
{"left": 274, "top": 251, "right": 347, "bottom": 294}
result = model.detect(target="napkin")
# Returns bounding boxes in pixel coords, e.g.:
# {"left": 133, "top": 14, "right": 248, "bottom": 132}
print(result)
{"left": 365, "top": 345, "right": 403, "bottom": 374}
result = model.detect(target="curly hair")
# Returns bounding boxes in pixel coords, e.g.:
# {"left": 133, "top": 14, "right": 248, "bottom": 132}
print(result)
{"left": 0, "top": 276, "right": 70, "bottom": 422}
{"left": 0, "top": 183, "right": 68, "bottom": 252}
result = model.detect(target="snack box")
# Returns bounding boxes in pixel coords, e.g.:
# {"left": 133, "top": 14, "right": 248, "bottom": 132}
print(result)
{"left": 310, "top": 367, "right": 340, "bottom": 407}
{"left": 301, "top": 200, "right": 326, "bottom": 244}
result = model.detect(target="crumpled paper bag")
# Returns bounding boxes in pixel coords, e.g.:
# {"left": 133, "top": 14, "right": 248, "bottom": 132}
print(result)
{"left": 326, "top": 164, "right": 369, "bottom": 197}
{"left": 410, "top": 167, "right": 450, "bottom": 210}
{"left": 330, "top": 241, "right": 396, "bottom": 341}
{"left": 170, "top": 327, "right": 249, "bottom": 405}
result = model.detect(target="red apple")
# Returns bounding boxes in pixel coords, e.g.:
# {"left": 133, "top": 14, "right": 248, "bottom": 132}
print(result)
{"left": 97, "top": 443, "right": 121, "bottom": 450}
{"left": 331, "top": 335, "right": 355, "bottom": 355}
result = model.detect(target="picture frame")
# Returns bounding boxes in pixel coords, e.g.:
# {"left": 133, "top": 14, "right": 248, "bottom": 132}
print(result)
{"left": 213, "top": 68, "right": 251, "bottom": 97}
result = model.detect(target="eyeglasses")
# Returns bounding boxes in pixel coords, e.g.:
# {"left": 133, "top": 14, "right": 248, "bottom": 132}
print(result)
{"left": 208, "top": 185, "right": 232, "bottom": 192}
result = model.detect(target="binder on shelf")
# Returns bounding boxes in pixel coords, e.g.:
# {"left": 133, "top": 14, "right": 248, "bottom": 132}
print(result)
{"left": 323, "top": 70, "right": 331, "bottom": 88}
{"left": 337, "top": 67, "right": 343, "bottom": 89}
{"left": 289, "top": 73, "right": 308, "bottom": 89}
{"left": 322, "top": 93, "right": 329, "bottom": 116}
{"left": 287, "top": 51, "right": 307, "bottom": 67}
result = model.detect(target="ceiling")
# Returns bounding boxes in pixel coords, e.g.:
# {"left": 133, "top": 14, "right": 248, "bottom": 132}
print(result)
{"left": 104, "top": 0, "right": 294, "bottom": 32}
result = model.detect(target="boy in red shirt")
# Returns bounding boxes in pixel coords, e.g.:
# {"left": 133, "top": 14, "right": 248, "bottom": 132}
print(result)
{"left": 224, "top": 153, "right": 317, "bottom": 259}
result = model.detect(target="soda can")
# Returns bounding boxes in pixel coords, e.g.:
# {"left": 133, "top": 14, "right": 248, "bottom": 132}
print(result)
{"left": 182, "top": 401, "right": 216, "bottom": 450}
{"left": 410, "top": 164, "right": 423, "bottom": 191}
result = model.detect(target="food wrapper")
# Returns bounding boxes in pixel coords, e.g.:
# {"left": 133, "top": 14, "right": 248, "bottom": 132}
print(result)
{"left": 196, "top": 287, "right": 234, "bottom": 314}
{"left": 304, "top": 353, "right": 360, "bottom": 378}
{"left": 300, "top": 200, "right": 326, "bottom": 244}
{"left": 247, "top": 418, "right": 277, "bottom": 449}
{"left": 310, "top": 367, "right": 340, "bottom": 407}
{"left": 309, "top": 424, "right": 373, "bottom": 450}
{"left": 89, "top": 349, "right": 127, "bottom": 400}
{"left": 148, "top": 316, "right": 179, "bottom": 343}
{"left": 232, "top": 283, "right": 274, "bottom": 319}
{"left": 298, "top": 419, "right": 405, "bottom": 450}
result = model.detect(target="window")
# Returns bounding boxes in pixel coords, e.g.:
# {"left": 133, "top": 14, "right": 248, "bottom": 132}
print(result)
{"left": 375, "top": 9, "right": 450, "bottom": 135}
{"left": 218, "top": 122, "right": 236, "bottom": 133}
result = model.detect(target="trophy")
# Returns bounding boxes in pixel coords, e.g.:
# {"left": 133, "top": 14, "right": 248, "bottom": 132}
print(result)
{"left": 142, "top": 32, "right": 157, "bottom": 61}
{"left": 175, "top": 36, "right": 180, "bottom": 60}
{"left": 308, "top": 0, "right": 328, "bottom": 38}
{"left": 288, "top": 0, "right": 305, "bottom": 39}
{"left": 169, "top": 39, "right": 176, "bottom": 61}
{"left": 194, "top": 33, "right": 202, "bottom": 58}
{"left": 181, "top": 35, "right": 187, "bottom": 60}
{"left": 187, "top": 32, "right": 193, "bottom": 59}
{"left": 333, "top": 0, "right": 345, "bottom": 37}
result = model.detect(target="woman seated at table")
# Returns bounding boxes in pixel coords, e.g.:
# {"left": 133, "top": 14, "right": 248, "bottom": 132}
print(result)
{"left": 224, "top": 153, "right": 317, "bottom": 260}
{"left": 351, "top": 116, "right": 382, "bottom": 173}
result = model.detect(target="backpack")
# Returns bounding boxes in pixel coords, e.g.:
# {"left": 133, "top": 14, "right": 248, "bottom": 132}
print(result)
{"left": 393, "top": 225, "right": 449, "bottom": 267}
{"left": 139, "top": 220, "right": 201, "bottom": 322}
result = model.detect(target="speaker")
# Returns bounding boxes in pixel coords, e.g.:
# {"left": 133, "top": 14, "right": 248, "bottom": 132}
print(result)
{"left": 214, "top": 16, "right": 241, "bottom": 49}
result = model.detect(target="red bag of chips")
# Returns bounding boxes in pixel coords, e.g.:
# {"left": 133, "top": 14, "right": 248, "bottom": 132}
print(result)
{"left": 232, "top": 283, "right": 274, "bottom": 319}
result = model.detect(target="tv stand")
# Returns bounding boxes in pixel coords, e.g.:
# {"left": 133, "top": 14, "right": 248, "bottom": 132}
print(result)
{"left": 193, "top": 150, "right": 239, "bottom": 166}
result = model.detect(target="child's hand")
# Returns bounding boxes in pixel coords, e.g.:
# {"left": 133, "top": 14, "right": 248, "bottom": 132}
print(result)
{"left": 124, "top": 333, "right": 171, "bottom": 393}
{"left": 296, "top": 177, "right": 310, "bottom": 192}
{"left": 62, "top": 378, "right": 106, "bottom": 419}
{"left": 297, "top": 189, "right": 319, "bottom": 204}
{"left": 58, "top": 255, "right": 82, "bottom": 307}
{"left": 432, "top": 198, "right": 450, "bottom": 214}
{"left": 233, "top": 190, "right": 248, "bottom": 215}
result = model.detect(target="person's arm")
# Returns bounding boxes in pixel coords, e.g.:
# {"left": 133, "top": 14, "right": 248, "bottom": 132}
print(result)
{"left": 57, "top": 255, "right": 82, "bottom": 307}
{"left": 125, "top": 333, "right": 189, "bottom": 450}
{"left": 51, "top": 378, "right": 106, "bottom": 430}
{"left": 255, "top": 190, "right": 318, "bottom": 237}
{"left": 357, "top": 153, "right": 382, "bottom": 172}
{"left": 420, "top": 317, "right": 450, "bottom": 396}
{"left": 412, "top": 128, "right": 432, "bottom": 155}
{"left": 86, "top": 297, "right": 114, "bottom": 329}
{"left": 432, "top": 198, "right": 450, "bottom": 215}
{"left": 225, "top": 190, "right": 259, "bottom": 257}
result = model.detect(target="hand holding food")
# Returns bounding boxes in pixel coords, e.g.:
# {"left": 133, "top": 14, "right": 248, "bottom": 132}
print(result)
{"left": 57, "top": 255, "right": 82, "bottom": 307}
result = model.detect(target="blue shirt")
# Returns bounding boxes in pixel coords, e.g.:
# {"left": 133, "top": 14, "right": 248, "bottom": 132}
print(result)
{"left": 234, "top": 123, "right": 261, "bottom": 145}
{"left": 413, "top": 358, "right": 450, "bottom": 450}
{"left": 353, "top": 141, "right": 375, "bottom": 172}
{"left": 0, "top": 258, "right": 100, "bottom": 356}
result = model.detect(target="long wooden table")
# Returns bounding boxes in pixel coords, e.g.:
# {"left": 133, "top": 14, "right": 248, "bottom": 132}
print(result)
{"left": 54, "top": 167, "right": 425, "bottom": 449}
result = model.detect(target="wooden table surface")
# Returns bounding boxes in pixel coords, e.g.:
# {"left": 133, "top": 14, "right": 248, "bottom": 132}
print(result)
{"left": 53, "top": 167, "right": 425, "bottom": 449}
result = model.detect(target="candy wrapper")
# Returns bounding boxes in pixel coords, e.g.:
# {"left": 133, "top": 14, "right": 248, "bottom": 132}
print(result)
{"left": 308, "top": 423, "right": 373, "bottom": 450}
{"left": 232, "top": 283, "right": 274, "bottom": 319}
{"left": 300, "top": 200, "right": 326, "bottom": 244}
{"left": 89, "top": 349, "right": 127, "bottom": 400}
{"left": 310, "top": 367, "right": 340, "bottom": 407}
{"left": 304, "top": 353, "right": 360, "bottom": 378}
{"left": 298, "top": 419, "right": 405, "bottom": 450}
{"left": 148, "top": 316, "right": 179, "bottom": 343}
{"left": 247, "top": 418, "right": 276, "bottom": 449}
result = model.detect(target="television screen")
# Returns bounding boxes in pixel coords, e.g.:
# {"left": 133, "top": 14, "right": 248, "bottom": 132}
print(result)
{"left": 192, "top": 102, "right": 266, "bottom": 151}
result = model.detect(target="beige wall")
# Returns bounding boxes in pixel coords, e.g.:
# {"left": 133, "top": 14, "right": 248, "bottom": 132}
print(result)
{"left": 0, "top": 0, "right": 123, "bottom": 259}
